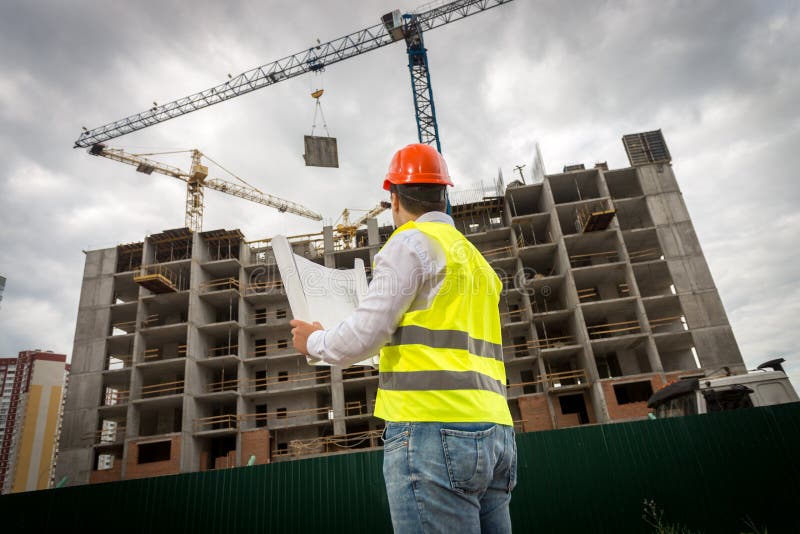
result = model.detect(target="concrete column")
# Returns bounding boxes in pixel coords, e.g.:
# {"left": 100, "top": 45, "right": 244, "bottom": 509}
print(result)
{"left": 180, "top": 232, "right": 204, "bottom": 472}
{"left": 236, "top": 245, "right": 248, "bottom": 466}
{"left": 55, "top": 247, "right": 117, "bottom": 486}
{"left": 639, "top": 164, "right": 743, "bottom": 371}
{"left": 367, "top": 218, "right": 380, "bottom": 266}
{"left": 322, "top": 226, "right": 346, "bottom": 436}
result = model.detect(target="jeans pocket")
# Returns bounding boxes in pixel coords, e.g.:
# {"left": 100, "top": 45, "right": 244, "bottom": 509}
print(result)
{"left": 507, "top": 432, "right": 518, "bottom": 492}
{"left": 440, "top": 426, "right": 495, "bottom": 495}
{"left": 382, "top": 424, "right": 409, "bottom": 453}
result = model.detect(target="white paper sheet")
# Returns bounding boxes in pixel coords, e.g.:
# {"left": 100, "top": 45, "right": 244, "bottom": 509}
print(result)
{"left": 272, "top": 235, "right": 378, "bottom": 367}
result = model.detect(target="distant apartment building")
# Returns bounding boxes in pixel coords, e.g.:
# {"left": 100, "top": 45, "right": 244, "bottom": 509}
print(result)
{"left": 0, "top": 350, "right": 70, "bottom": 493}
{"left": 56, "top": 130, "right": 744, "bottom": 487}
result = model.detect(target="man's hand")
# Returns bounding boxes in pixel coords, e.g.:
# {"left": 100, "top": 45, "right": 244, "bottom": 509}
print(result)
{"left": 290, "top": 319, "right": 323, "bottom": 356}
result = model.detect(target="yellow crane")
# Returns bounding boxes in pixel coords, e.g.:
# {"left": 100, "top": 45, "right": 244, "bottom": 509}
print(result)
{"left": 88, "top": 144, "right": 323, "bottom": 232}
{"left": 334, "top": 202, "right": 391, "bottom": 248}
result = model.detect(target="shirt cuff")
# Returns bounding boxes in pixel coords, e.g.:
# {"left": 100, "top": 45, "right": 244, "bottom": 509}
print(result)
{"left": 307, "top": 330, "right": 326, "bottom": 359}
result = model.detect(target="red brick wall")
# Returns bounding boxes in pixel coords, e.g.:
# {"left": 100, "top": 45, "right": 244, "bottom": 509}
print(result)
{"left": 554, "top": 412, "right": 582, "bottom": 429}
{"left": 241, "top": 428, "right": 270, "bottom": 465}
{"left": 214, "top": 451, "right": 237, "bottom": 470}
{"left": 517, "top": 394, "right": 553, "bottom": 432}
{"left": 125, "top": 436, "right": 181, "bottom": 480}
{"left": 199, "top": 451, "right": 209, "bottom": 472}
{"left": 664, "top": 371, "right": 702, "bottom": 385}
{"left": 89, "top": 462, "right": 122, "bottom": 484}
{"left": 602, "top": 376, "right": 662, "bottom": 421}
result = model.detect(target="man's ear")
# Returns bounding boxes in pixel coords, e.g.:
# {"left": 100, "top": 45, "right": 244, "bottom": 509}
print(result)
{"left": 391, "top": 192, "right": 400, "bottom": 213}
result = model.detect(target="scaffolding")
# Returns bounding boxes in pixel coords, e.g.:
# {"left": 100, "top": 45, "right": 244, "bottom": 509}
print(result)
{"left": 576, "top": 203, "right": 617, "bottom": 233}
{"left": 134, "top": 264, "right": 179, "bottom": 294}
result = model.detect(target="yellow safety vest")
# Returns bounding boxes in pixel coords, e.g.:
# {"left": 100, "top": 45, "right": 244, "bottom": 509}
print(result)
{"left": 374, "top": 219, "right": 513, "bottom": 426}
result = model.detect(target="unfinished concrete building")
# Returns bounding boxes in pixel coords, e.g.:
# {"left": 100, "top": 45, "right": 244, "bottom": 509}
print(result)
{"left": 56, "top": 130, "right": 744, "bottom": 486}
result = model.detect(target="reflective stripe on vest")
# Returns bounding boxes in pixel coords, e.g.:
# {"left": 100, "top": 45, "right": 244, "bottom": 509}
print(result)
{"left": 390, "top": 325, "right": 503, "bottom": 361}
{"left": 374, "top": 219, "right": 513, "bottom": 426}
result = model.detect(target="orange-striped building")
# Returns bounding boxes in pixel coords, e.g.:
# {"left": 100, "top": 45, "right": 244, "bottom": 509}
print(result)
{"left": 0, "top": 350, "right": 69, "bottom": 494}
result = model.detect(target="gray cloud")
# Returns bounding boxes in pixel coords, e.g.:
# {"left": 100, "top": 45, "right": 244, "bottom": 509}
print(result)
{"left": 0, "top": 0, "right": 798, "bottom": 393}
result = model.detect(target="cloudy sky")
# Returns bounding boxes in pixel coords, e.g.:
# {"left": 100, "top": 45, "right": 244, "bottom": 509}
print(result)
{"left": 0, "top": 1, "right": 798, "bottom": 390}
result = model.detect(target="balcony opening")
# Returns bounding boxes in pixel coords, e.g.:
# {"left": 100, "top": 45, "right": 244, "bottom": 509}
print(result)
{"left": 116, "top": 242, "right": 143, "bottom": 274}
{"left": 550, "top": 170, "right": 602, "bottom": 204}
{"left": 604, "top": 168, "right": 643, "bottom": 199}
{"left": 513, "top": 214, "right": 553, "bottom": 247}
{"left": 507, "top": 183, "right": 546, "bottom": 217}
{"left": 201, "top": 229, "right": 242, "bottom": 262}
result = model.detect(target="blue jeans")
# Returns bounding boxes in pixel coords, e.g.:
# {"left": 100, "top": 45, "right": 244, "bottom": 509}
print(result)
{"left": 382, "top": 422, "right": 517, "bottom": 533}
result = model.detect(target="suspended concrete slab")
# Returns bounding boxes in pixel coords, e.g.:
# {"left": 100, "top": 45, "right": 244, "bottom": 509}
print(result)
{"left": 303, "top": 135, "right": 339, "bottom": 168}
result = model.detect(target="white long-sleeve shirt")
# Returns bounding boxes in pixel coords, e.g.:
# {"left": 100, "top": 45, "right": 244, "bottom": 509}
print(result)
{"left": 306, "top": 211, "right": 453, "bottom": 366}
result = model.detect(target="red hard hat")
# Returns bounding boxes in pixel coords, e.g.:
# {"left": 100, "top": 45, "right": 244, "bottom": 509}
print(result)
{"left": 383, "top": 143, "right": 454, "bottom": 191}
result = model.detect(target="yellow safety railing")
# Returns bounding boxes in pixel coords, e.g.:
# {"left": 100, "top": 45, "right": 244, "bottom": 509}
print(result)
{"left": 143, "top": 344, "right": 187, "bottom": 361}
{"left": 628, "top": 247, "right": 662, "bottom": 262}
{"left": 342, "top": 367, "right": 378, "bottom": 380}
{"left": 503, "top": 335, "right": 576, "bottom": 356}
{"left": 239, "top": 405, "right": 333, "bottom": 426}
{"left": 649, "top": 315, "right": 685, "bottom": 331}
{"left": 245, "top": 368, "right": 331, "bottom": 391}
{"left": 587, "top": 319, "right": 641, "bottom": 339}
{"left": 206, "top": 377, "right": 240, "bottom": 393}
{"left": 507, "top": 368, "right": 588, "bottom": 392}
{"left": 244, "top": 280, "right": 284, "bottom": 295}
{"left": 199, "top": 277, "right": 241, "bottom": 293}
{"left": 140, "top": 379, "right": 184, "bottom": 398}
{"left": 478, "top": 244, "right": 513, "bottom": 259}
{"left": 135, "top": 263, "right": 179, "bottom": 288}
{"left": 249, "top": 339, "right": 295, "bottom": 358}
{"left": 193, "top": 414, "right": 238, "bottom": 432}
{"left": 499, "top": 308, "right": 527, "bottom": 323}
{"left": 569, "top": 249, "right": 620, "bottom": 267}
{"left": 545, "top": 369, "right": 589, "bottom": 387}
{"left": 249, "top": 309, "right": 290, "bottom": 324}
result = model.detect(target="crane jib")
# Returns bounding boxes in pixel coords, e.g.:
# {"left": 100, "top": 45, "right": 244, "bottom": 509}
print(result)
{"left": 73, "top": 0, "right": 513, "bottom": 149}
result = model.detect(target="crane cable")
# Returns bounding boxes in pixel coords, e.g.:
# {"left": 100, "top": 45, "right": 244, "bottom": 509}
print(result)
{"left": 202, "top": 153, "right": 266, "bottom": 195}
{"left": 115, "top": 145, "right": 267, "bottom": 194}
{"left": 309, "top": 68, "right": 331, "bottom": 137}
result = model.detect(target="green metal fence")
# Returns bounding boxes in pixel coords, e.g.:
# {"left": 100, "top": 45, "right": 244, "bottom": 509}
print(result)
{"left": 2, "top": 403, "right": 799, "bottom": 533}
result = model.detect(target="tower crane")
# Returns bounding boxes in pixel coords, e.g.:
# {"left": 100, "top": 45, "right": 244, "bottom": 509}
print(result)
{"left": 73, "top": 0, "right": 514, "bottom": 153}
{"left": 89, "top": 144, "right": 322, "bottom": 232}
{"left": 335, "top": 202, "right": 391, "bottom": 248}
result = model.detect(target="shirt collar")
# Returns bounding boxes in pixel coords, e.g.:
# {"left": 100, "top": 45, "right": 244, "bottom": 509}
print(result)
{"left": 415, "top": 211, "right": 454, "bottom": 226}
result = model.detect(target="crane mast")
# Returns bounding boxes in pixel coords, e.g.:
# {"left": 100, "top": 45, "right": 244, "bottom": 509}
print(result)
{"left": 402, "top": 12, "right": 441, "bottom": 152}
{"left": 73, "top": 0, "right": 513, "bottom": 150}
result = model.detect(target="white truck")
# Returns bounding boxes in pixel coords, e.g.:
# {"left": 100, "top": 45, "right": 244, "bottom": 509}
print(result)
{"left": 647, "top": 358, "right": 799, "bottom": 418}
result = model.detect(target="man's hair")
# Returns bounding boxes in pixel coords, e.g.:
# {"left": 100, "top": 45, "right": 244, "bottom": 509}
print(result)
{"left": 390, "top": 184, "right": 447, "bottom": 216}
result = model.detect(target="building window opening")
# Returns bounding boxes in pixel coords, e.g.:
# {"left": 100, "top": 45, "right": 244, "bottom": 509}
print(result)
{"left": 613, "top": 381, "right": 653, "bottom": 405}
